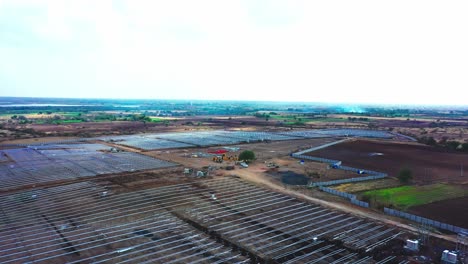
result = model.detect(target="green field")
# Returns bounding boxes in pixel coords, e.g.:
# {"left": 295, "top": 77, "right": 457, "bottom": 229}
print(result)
{"left": 150, "top": 117, "right": 166, "bottom": 123}
{"left": 269, "top": 114, "right": 345, "bottom": 124}
{"left": 61, "top": 119, "right": 83, "bottom": 123}
{"left": 361, "top": 184, "right": 468, "bottom": 210}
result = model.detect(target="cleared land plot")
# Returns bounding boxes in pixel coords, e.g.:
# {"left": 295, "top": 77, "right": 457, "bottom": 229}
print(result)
{"left": 145, "top": 138, "right": 340, "bottom": 171}
{"left": 235, "top": 138, "right": 338, "bottom": 160}
{"left": 0, "top": 143, "right": 177, "bottom": 190}
{"left": 267, "top": 163, "right": 357, "bottom": 186}
{"left": 410, "top": 197, "right": 468, "bottom": 229}
{"left": 0, "top": 177, "right": 404, "bottom": 263}
{"left": 361, "top": 184, "right": 468, "bottom": 210}
{"left": 308, "top": 140, "right": 468, "bottom": 184}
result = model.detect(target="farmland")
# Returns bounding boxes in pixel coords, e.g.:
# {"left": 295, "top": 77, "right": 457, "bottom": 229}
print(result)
{"left": 361, "top": 184, "right": 468, "bottom": 210}
{"left": 410, "top": 197, "right": 468, "bottom": 229}
{"left": 309, "top": 140, "right": 468, "bottom": 184}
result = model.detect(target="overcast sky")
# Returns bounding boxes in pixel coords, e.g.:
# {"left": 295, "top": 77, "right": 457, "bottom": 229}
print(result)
{"left": 0, "top": 0, "right": 467, "bottom": 105}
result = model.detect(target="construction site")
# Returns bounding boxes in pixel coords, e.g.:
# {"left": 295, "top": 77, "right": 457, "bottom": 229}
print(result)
{"left": 1, "top": 128, "right": 467, "bottom": 263}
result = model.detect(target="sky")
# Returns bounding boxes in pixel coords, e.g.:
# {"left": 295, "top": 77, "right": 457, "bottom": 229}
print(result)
{"left": 0, "top": 0, "right": 467, "bottom": 105}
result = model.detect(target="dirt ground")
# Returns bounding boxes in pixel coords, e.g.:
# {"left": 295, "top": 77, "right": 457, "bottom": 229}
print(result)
{"left": 144, "top": 138, "right": 356, "bottom": 186}
{"left": 0, "top": 121, "right": 229, "bottom": 142}
{"left": 0, "top": 136, "right": 80, "bottom": 144}
{"left": 333, "top": 178, "right": 403, "bottom": 193}
{"left": 308, "top": 139, "right": 468, "bottom": 184}
{"left": 396, "top": 127, "right": 468, "bottom": 143}
{"left": 23, "top": 121, "right": 218, "bottom": 135}
{"left": 145, "top": 138, "right": 339, "bottom": 170}
{"left": 410, "top": 196, "right": 468, "bottom": 229}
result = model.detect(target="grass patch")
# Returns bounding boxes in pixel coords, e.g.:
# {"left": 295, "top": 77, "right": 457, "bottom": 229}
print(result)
{"left": 361, "top": 184, "right": 468, "bottom": 210}
{"left": 61, "top": 112, "right": 83, "bottom": 117}
{"left": 306, "top": 118, "right": 346, "bottom": 123}
{"left": 150, "top": 117, "right": 165, "bottom": 123}
{"left": 61, "top": 119, "right": 83, "bottom": 123}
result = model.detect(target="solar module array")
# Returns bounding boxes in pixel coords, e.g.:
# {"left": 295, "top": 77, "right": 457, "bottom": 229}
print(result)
{"left": 214, "top": 131, "right": 300, "bottom": 142}
{"left": 0, "top": 178, "right": 403, "bottom": 264}
{"left": 98, "top": 130, "right": 300, "bottom": 150}
{"left": 279, "top": 129, "right": 393, "bottom": 139}
{"left": 0, "top": 181, "right": 248, "bottom": 264}
{"left": 122, "top": 138, "right": 195, "bottom": 150}
{"left": 312, "top": 129, "right": 393, "bottom": 138}
{"left": 277, "top": 130, "right": 335, "bottom": 138}
{"left": 0, "top": 143, "right": 177, "bottom": 190}
{"left": 99, "top": 129, "right": 394, "bottom": 151}
{"left": 152, "top": 131, "right": 243, "bottom": 146}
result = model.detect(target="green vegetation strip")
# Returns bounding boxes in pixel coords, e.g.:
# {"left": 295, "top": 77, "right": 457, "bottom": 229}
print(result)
{"left": 361, "top": 184, "right": 468, "bottom": 210}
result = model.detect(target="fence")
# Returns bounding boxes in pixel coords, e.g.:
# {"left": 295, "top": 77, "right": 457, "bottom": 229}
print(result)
{"left": 391, "top": 132, "right": 417, "bottom": 142}
{"left": 351, "top": 199, "right": 370, "bottom": 208}
{"left": 293, "top": 138, "right": 350, "bottom": 155}
{"left": 309, "top": 175, "right": 387, "bottom": 187}
{"left": 384, "top": 208, "right": 468, "bottom": 234}
{"left": 291, "top": 154, "right": 339, "bottom": 164}
{"left": 319, "top": 186, "right": 356, "bottom": 200}
{"left": 319, "top": 187, "right": 370, "bottom": 208}
{"left": 292, "top": 154, "right": 388, "bottom": 187}
{"left": 338, "top": 165, "right": 388, "bottom": 177}
{"left": 292, "top": 138, "right": 391, "bottom": 211}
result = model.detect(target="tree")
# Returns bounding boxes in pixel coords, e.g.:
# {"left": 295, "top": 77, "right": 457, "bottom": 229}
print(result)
{"left": 238, "top": 150, "right": 255, "bottom": 162}
{"left": 398, "top": 168, "right": 413, "bottom": 184}
{"left": 461, "top": 143, "right": 468, "bottom": 152}
{"left": 445, "top": 141, "right": 460, "bottom": 150}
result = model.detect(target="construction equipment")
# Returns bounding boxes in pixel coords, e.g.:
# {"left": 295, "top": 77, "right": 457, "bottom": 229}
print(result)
{"left": 213, "top": 156, "right": 223, "bottom": 163}
{"left": 239, "top": 162, "right": 249, "bottom": 168}
{"left": 212, "top": 154, "right": 238, "bottom": 163}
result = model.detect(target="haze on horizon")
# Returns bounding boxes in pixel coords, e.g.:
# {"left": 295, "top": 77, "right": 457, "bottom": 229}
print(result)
{"left": 0, "top": 0, "right": 467, "bottom": 106}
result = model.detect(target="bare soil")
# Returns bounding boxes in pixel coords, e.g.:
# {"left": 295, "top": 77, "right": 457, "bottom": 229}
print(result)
{"left": 334, "top": 178, "right": 403, "bottom": 193}
{"left": 0, "top": 136, "right": 79, "bottom": 144}
{"left": 308, "top": 140, "right": 468, "bottom": 184}
{"left": 410, "top": 196, "right": 468, "bottom": 229}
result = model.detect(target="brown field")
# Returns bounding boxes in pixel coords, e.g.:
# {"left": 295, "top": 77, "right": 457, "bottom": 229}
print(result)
{"left": 146, "top": 138, "right": 339, "bottom": 171}
{"left": 334, "top": 178, "right": 403, "bottom": 193}
{"left": 0, "top": 122, "right": 225, "bottom": 142}
{"left": 308, "top": 140, "right": 468, "bottom": 184}
{"left": 410, "top": 196, "right": 468, "bottom": 229}
{"left": 0, "top": 136, "right": 80, "bottom": 144}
